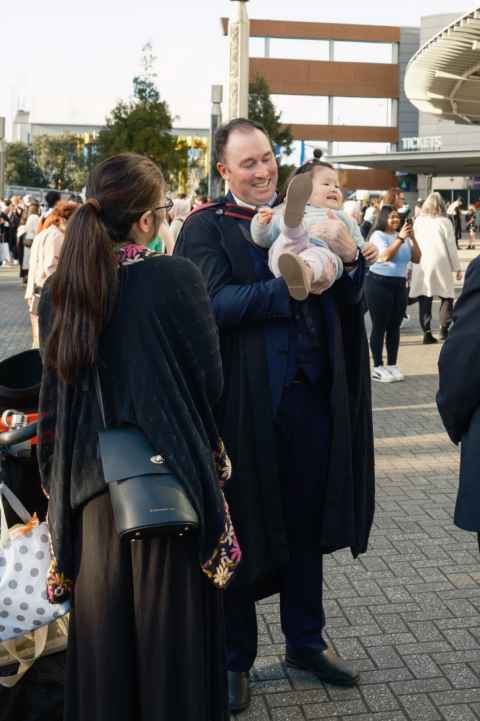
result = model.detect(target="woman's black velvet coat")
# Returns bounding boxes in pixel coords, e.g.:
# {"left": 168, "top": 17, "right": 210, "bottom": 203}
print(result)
{"left": 37, "top": 256, "right": 227, "bottom": 581}
{"left": 175, "top": 199, "right": 375, "bottom": 594}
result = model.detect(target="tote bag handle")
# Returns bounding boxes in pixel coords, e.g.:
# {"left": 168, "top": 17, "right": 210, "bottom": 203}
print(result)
{"left": 0, "top": 482, "right": 33, "bottom": 547}
{"left": 0, "top": 626, "right": 48, "bottom": 688}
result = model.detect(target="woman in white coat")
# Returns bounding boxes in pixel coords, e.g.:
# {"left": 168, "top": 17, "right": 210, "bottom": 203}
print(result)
{"left": 410, "top": 192, "right": 462, "bottom": 344}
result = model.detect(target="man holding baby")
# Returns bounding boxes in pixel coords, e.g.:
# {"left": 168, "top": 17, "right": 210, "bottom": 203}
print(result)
{"left": 174, "top": 118, "right": 375, "bottom": 714}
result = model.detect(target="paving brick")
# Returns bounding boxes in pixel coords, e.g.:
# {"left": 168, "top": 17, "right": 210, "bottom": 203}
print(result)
{"left": 403, "top": 654, "right": 442, "bottom": 679}
{"left": 399, "top": 694, "right": 441, "bottom": 721}
{"left": 439, "top": 664, "right": 480, "bottom": 689}
{"left": 359, "top": 669, "right": 413, "bottom": 686}
{"left": 303, "top": 698, "right": 368, "bottom": 718}
{"left": 340, "top": 714, "right": 408, "bottom": 721}
{"left": 267, "top": 690, "right": 329, "bottom": 708}
{"left": 368, "top": 646, "right": 405, "bottom": 669}
{"left": 271, "top": 708, "right": 306, "bottom": 721}
{"left": 441, "top": 631, "right": 480, "bottom": 652}
{"left": 440, "top": 706, "right": 478, "bottom": 721}
{"left": 361, "top": 685, "right": 400, "bottom": 712}
{"left": 431, "top": 691, "right": 480, "bottom": 707}
{"left": 389, "top": 678, "right": 452, "bottom": 696}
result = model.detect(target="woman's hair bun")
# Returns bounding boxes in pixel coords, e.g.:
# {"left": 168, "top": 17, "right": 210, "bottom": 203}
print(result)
{"left": 313, "top": 148, "right": 323, "bottom": 160}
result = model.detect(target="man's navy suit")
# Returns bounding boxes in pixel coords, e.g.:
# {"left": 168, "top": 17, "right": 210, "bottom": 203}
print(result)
{"left": 175, "top": 195, "right": 375, "bottom": 670}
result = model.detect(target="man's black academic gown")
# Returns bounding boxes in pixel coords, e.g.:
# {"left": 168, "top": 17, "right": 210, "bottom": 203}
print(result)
{"left": 175, "top": 197, "right": 375, "bottom": 595}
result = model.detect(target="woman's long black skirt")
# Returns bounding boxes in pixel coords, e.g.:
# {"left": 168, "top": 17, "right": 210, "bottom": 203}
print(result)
{"left": 64, "top": 492, "right": 228, "bottom": 721}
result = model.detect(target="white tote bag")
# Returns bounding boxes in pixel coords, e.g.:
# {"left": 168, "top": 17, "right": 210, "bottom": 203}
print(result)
{"left": 0, "top": 482, "right": 70, "bottom": 642}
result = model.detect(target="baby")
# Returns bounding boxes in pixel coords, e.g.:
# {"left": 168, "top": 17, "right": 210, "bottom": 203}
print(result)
{"left": 251, "top": 159, "right": 377, "bottom": 300}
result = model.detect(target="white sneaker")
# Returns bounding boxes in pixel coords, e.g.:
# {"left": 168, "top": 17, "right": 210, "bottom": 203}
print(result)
{"left": 385, "top": 365, "right": 404, "bottom": 382}
{"left": 371, "top": 366, "right": 394, "bottom": 383}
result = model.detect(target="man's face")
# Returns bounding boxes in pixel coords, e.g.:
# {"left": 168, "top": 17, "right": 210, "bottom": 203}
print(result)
{"left": 217, "top": 128, "right": 279, "bottom": 207}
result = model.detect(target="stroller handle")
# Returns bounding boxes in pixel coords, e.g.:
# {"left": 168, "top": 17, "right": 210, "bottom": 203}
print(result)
{"left": 0, "top": 421, "right": 38, "bottom": 448}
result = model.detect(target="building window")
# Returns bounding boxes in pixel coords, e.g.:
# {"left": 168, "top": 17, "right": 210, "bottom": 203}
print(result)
{"left": 268, "top": 37, "right": 330, "bottom": 61}
{"left": 249, "top": 37, "right": 265, "bottom": 57}
{"left": 333, "top": 41, "right": 395, "bottom": 64}
{"left": 331, "top": 141, "right": 391, "bottom": 155}
{"left": 333, "top": 97, "right": 391, "bottom": 126}
{"left": 271, "top": 94, "right": 329, "bottom": 125}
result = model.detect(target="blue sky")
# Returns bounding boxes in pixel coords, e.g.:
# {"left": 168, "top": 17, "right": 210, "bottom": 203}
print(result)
{"left": 1, "top": 0, "right": 469, "bottom": 139}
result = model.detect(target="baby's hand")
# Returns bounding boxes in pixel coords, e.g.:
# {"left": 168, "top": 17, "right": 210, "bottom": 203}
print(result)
{"left": 361, "top": 242, "right": 378, "bottom": 264}
{"left": 257, "top": 207, "right": 273, "bottom": 225}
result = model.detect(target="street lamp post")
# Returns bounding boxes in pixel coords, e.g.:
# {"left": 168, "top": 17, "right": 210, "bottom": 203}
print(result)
{"left": 228, "top": 0, "right": 250, "bottom": 121}
{"left": 208, "top": 85, "right": 223, "bottom": 199}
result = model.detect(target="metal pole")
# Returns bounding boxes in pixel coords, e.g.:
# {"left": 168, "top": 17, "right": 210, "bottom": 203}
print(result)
{"left": 208, "top": 85, "right": 223, "bottom": 199}
{"left": 0, "top": 117, "right": 5, "bottom": 199}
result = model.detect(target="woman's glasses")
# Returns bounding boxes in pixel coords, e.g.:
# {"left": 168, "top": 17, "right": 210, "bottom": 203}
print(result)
{"left": 153, "top": 198, "right": 174, "bottom": 213}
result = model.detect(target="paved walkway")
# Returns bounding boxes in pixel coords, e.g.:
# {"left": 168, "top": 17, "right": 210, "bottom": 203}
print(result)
{"left": 0, "top": 266, "right": 31, "bottom": 362}
{"left": 1, "top": 255, "right": 480, "bottom": 721}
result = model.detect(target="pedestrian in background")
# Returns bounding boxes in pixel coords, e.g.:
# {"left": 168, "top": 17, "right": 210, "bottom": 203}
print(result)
{"left": 36, "top": 190, "right": 61, "bottom": 233}
{"left": 25, "top": 200, "right": 79, "bottom": 347}
{"left": 361, "top": 196, "right": 380, "bottom": 239}
{"left": 410, "top": 192, "right": 462, "bottom": 343}
{"left": 447, "top": 197, "right": 463, "bottom": 248}
{"left": 38, "top": 153, "right": 238, "bottom": 721}
{"left": 17, "top": 201, "right": 40, "bottom": 283}
{"left": 169, "top": 192, "right": 191, "bottom": 244}
{"left": 465, "top": 204, "right": 477, "bottom": 250}
{"left": 366, "top": 206, "right": 421, "bottom": 382}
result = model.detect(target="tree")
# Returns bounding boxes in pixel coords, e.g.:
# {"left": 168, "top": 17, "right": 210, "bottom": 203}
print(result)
{"left": 97, "top": 43, "right": 188, "bottom": 184}
{"left": 32, "top": 135, "right": 88, "bottom": 190}
{"left": 248, "top": 75, "right": 294, "bottom": 158}
{"left": 5, "top": 143, "right": 46, "bottom": 187}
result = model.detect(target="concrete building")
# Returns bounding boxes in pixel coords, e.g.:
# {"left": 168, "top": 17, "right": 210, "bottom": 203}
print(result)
{"left": 328, "top": 9, "right": 480, "bottom": 202}
{"left": 12, "top": 111, "right": 103, "bottom": 144}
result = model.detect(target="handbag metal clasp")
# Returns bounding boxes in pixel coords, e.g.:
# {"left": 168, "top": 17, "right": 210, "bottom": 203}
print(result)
{"left": 150, "top": 455, "right": 165, "bottom": 465}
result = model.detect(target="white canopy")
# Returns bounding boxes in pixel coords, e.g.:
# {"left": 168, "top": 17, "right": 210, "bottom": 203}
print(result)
{"left": 405, "top": 8, "right": 480, "bottom": 125}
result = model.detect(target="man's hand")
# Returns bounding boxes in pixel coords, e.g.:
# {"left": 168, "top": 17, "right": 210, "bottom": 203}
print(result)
{"left": 257, "top": 207, "right": 274, "bottom": 225}
{"left": 361, "top": 242, "right": 378, "bottom": 264}
{"left": 310, "top": 209, "right": 357, "bottom": 262}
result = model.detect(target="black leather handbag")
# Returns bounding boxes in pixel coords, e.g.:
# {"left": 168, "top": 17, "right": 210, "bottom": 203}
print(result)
{"left": 94, "top": 368, "right": 199, "bottom": 541}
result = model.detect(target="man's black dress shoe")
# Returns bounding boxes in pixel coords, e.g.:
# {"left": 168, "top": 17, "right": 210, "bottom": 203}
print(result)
{"left": 228, "top": 671, "right": 251, "bottom": 714}
{"left": 286, "top": 647, "right": 359, "bottom": 687}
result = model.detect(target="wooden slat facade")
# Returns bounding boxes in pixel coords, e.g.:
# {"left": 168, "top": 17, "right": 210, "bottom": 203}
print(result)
{"left": 250, "top": 58, "right": 399, "bottom": 98}
{"left": 221, "top": 18, "right": 400, "bottom": 43}
{"left": 338, "top": 168, "right": 397, "bottom": 191}
{"left": 287, "top": 124, "right": 399, "bottom": 143}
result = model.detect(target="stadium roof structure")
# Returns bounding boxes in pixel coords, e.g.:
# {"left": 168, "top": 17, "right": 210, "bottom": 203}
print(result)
{"left": 405, "top": 7, "right": 480, "bottom": 124}
{"left": 327, "top": 148, "right": 480, "bottom": 175}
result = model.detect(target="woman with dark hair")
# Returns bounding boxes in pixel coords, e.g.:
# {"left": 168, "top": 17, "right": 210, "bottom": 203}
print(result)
{"left": 365, "top": 206, "right": 421, "bottom": 382}
{"left": 37, "top": 153, "right": 239, "bottom": 721}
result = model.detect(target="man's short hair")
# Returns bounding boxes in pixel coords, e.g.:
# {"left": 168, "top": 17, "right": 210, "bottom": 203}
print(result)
{"left": 214, "top": 118, "right": 270, "bottom": 165}
{"left": 45, "top": 190, "right": 61, "bottom": 209}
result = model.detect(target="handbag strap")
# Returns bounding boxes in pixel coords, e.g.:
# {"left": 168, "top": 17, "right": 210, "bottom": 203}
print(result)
{"left": 0, "top": 482, "right": 32, "bottom": 547}
{"left": 93, "top": 366, "right": 107, "bottom": 430}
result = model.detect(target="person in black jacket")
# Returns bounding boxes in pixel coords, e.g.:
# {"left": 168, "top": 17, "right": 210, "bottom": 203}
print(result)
{"left": 175, "top": 119, "right": 375, "bottom": 713}
{"left": 437, "top": 256, "right": 480, "bottom": 535}
{"left": 38, "top": 153, "right": 239, "bottom": 721}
